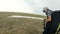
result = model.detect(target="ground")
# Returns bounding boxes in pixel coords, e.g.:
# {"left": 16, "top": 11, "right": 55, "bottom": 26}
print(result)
{"left": 0, "top": 12, "right": 59, "bottom": 34}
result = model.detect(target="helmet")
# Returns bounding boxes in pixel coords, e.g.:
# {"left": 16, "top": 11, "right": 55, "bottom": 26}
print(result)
{"left": 43, "top": 7, "right": 49, "bottom": 12}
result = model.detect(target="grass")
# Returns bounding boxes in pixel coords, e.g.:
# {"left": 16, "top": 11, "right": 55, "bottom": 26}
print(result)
{"left": 0, "top": 12, "right": 44, "bottom": 34}
{"left": 0, "top": 18, "right": 43, "bottom": 34}
{"left": 0, "top": 12, "right": 46, "bottom": 18}
{"left": 0, "top": 12, "right": 59, "bottom": 34}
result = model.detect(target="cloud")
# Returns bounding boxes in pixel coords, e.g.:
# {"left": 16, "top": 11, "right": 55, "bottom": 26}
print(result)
{"left": 0, "top": 0, "right": 34, "bottom": 13}
{"left": 0, "top": 0, "right": 18, "bottom": 11}
{"left": 43, "top": 0, "right": 60, "bottom": 10}
{"left": 0, "top": 0, "right": 60, "bottom": 15}
{"left": 24, "top": 0, "right": 45, "bottom": 14}
{"left": 0, "top": 0, "right": 47, "bottom": 15}
{"left": 16, "top": 0, "right": 34, "bottom": 13}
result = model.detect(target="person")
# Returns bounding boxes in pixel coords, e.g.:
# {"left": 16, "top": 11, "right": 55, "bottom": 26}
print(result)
{"left": 43, "top": 7, "right": 53, "bottom": 34}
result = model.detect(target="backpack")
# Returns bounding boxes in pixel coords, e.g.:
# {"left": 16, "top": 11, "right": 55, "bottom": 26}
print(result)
{"left": 51, "top": 10, "right": 60, "bottom": 34}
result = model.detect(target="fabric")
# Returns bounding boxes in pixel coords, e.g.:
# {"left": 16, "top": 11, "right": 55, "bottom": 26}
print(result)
{"left": 43, "top": 21, "right": 52, "bottom": 34}
{"left": 46, "top": 10, "right": 53, "bottom": 16}
{"left": 43, "top": 11, "right": 60, "bottom": 34}
{"left": 50, "top": 11, "right": 60, "bottom": 34}
{"left": 43, "top": 10, "right": 53, "bottom": 34}
{"left": 55, "top": 24, "right": 60, "bottom": 34}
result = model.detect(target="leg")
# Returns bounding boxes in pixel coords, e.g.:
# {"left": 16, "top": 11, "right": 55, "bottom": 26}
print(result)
{"left": 43, "top": 22, "right": 51, "bottom": 34}
{"left": 49, "top": 23, "right": 59, "bottom": 34}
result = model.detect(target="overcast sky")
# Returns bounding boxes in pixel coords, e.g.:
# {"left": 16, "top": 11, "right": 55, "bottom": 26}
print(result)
{"left": 0, "top": 0, "right": 60, "bottom": 15}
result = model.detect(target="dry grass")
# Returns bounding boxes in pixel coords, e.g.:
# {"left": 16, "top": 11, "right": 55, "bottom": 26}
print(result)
{"left": 0, "top": 12, "right": 44, "bottom": 34}
{"left": 0, "top": 12, "right": 59, "bottom": 34}
{"left": 0, "top": 18, "right": 43, "bottom": 34}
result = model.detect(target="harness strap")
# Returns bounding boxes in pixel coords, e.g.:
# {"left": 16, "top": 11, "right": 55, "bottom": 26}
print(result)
{"left": 55, "top": 23, "right": 60, "bottom": 34}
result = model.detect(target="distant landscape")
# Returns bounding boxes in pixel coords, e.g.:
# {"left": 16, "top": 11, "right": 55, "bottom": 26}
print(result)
{"left": 0, "top": 12, "right": 59, "bottom": 34}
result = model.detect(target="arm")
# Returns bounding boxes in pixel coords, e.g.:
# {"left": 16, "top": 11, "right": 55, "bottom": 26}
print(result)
{"left": 46, "top": 16, "right": 51, "bottom": 22}
{"left": 46, "top": 10, "right": 52, "bottom": 22}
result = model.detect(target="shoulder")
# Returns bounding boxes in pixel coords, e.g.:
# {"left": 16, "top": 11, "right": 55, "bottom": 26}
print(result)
{"left": 47, "top": 10, "right": 53, "bottom": 16}
{"left": 48, "top": 10, "right": 53, "bottom": 14}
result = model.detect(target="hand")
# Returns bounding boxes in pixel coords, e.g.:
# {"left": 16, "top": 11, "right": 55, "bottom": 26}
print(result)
{"left": 45, "top": 19, "right": 47, "bottom": 22}
{"left": 44, "top": 19, "right": 47, "bottom": 23}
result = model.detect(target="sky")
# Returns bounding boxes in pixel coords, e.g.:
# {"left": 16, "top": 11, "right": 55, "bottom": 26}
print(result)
{"left": 0, "top": 0, "right": 60, "bottom": 15}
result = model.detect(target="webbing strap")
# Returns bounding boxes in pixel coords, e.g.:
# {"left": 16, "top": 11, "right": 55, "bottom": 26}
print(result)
{"left": 55, "top": 23, "right": 60, "bottom": 34}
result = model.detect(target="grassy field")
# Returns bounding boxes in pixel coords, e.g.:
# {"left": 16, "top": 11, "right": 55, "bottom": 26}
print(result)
{"left": 0, "top": 18, "right": 43, "bottom": 34}
{"left": 0, "top": 12, "right": 46, "bottom": 18}
{"left": 0, "top": 12, "right": 59, "bottom": 34}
